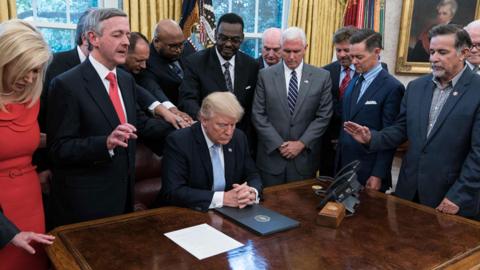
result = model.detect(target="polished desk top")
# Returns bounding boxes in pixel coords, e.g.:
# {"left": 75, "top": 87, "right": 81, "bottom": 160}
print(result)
{"left": 46, "top": 180, "right": 480, "bottom": 270}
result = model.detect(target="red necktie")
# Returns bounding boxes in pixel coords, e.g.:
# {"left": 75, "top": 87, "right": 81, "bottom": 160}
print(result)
{"left": 338, "top": 67, "right": 351, "bottom": 99}
{"left": 105, "top": 72, "right": 126, "bottom": 124}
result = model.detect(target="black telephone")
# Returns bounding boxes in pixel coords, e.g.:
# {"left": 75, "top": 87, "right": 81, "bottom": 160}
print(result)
{"left": 316, "top": 160, "right": 363, "bottom": 214}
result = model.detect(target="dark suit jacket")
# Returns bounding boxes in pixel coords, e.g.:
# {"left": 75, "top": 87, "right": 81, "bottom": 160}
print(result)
{"left": 179, "top": 47, "right": 259, "bottom": 133}
{"left": 137, "top": 43, "right": 193, "bottom": 104}
{"left": 370, "top": 67, "right": 480, "bottom": 218}
{"left": 47, "top": 59, "right": 173, "bottom": 226}
{"left": 161, "top": 122, "right": 262, "bottom": 211}
{"left": 337, "top": 69, "right": 404, "bottom": 190}
{"left": 256, "top": 56, "right": 265, "bottom": 69}
{"left": 0, "top": 212, "right": 19, "bottom": 249}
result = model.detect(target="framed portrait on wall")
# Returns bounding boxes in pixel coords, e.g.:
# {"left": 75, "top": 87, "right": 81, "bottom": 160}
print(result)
{"left": 396, "top": 0, "right": 480, "bottom": 74}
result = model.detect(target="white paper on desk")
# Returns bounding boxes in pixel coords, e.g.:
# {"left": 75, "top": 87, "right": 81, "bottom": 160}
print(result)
{"left": 164, "top": 223, "right": 244, "bottom": 260}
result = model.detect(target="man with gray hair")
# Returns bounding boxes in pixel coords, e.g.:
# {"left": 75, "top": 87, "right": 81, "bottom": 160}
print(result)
{"left": 257, "top": 27, "right": 282, "bottom": 69}
{"left": 252, "top": 27, "right": 333, "bottom": 186}
{"left": 465, "top": 20, "right": 480, "bottom": 74}
{"left": 47, "top": 8, "right": 173, "bottom": 226}
{"left": 161, "top": 92, "right": 262, "bottom": 211}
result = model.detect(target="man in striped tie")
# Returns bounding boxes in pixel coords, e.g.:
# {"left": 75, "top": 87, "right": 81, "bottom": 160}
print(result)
{"left": 252, "top": 27, "right": 333, "bottom": 187}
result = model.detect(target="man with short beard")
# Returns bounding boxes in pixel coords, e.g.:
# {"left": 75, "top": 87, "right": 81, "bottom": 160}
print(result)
{"left": 344, "top": 24, "right": 480, "bottom": 220}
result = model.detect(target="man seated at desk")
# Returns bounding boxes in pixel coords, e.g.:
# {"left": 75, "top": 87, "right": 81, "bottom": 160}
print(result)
{"left": 160, "top": 92, "right": 262, "bottom": 211}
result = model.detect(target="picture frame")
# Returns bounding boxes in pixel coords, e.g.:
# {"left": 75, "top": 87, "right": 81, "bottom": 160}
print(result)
{"left": 396, "top": 0, "right": 480, "bottom": 74}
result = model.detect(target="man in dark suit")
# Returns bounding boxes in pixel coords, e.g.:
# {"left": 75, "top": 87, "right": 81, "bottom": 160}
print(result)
{"left": 0, "top": 213, "right": 54, "bottom": 253}
{"left": 161, "top": 92, "right": 262, "bottom": 211}
{"left": 47, "top": 8, "right": 173, "bottom": 226}
{"left": 345, "top": 24, "right": 480, "bottom": 219}
{"left": 138, "top": 19, "right": 193, "bottom": 105}
{"left": 252, "top": 27, "right": 332, "bottom": 186}
{"left": 464, "top": 20, "right": 480, "bottom": 75}
{"left": 336, "top": 29, "right": 404, "bottom": 192}
{"left": 123, "top": 31, "right": 189, "bottom": 129}
{"left": 256, "top": 27, "right": 282, "bottom": 69}
{"left": 179, "top": 13, "right": 259, "bottom": 135}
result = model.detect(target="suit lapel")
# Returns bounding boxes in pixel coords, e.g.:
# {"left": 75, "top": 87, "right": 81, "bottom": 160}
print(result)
{"left": 350, "top": 70, "right": 387, "bottom": 119}
{"left": 209, "top": 48, "right": 229, "bottom": 91}
{"left": 273, "top": 64, "right": 290, "bottom": 117}
{"left": 419, "top": 78, "right": 434, "bottom": 142}
{"left": 292, "top": 64, "right": 313, "bottom": 119}
{"left": 233, "top": 54, "right": 244, "bottom": 94}
{"left": 342, "top": 75, "right": 359, "bottom": 121}
{"left": 193, "top": 123, "right": 214, "bottom": 187}
{"left": 223, "top": 140, "right": 235, "bottom": 188}
{"left": 82, "top": 60, "right": 118, "bottom": 129}
{"left": 116, "top": 70, "right": 136, "bottom": 124}
{"left": 425, "top": 69, "right": 473, "bottom": 143}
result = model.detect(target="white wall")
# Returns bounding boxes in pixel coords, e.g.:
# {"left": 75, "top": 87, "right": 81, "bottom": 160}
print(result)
{"left": 383, "top": 0, "right": 418, "bottom": 86}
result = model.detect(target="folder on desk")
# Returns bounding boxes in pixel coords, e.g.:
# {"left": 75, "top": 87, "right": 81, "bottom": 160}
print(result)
{"left": 215, "top": 204, "right": 299, "bottom": 236}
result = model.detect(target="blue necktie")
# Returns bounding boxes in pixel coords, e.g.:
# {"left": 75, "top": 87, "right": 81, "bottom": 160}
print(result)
{"left": 211, "top": 144, "right": 225, "bottom": 191}
{"left": 223, "top": 62, "right": 234, "bottom": 92}
{"left": 287, "top": 70, "right": 298, "bottom": 114}
{"left": 351, "top": 75, "right": 365, "bottom": 104}
{"left": 170, "top": 61, "right": 184, "bottom": 79}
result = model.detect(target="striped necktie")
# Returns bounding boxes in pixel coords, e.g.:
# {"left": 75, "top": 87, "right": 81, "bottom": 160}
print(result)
{"left": 287, "top": 70, "right": 298, "bottom": 115}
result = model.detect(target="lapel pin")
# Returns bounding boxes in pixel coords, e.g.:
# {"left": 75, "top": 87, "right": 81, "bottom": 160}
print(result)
{"left": 228, "top": 148, "right": 232, "bottom": 152}
{"left": 453, "top": 91, "right": 458, "bottom": 96}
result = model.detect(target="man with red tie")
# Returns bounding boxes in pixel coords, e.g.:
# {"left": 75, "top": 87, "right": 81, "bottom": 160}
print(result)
{"left": 47, "top": 8, "right": 172, "bottom": 226}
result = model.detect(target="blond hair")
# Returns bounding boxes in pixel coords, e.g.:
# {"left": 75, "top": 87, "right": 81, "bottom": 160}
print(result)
{"left": 199, "top": 92, "right": 244, "bottom": 122}
{"left": 0, "top": 20, "right": 51, "bottom": 110}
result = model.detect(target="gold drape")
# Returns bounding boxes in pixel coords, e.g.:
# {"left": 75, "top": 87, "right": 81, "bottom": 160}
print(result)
{"left": 123, "top": 0, "right": 182, "bottom": 40}
{"left": 0, "top": 0, "right": 16, "bottom": 22}
{"left": 288, "top": 0, "right": 347, "bottom": 67}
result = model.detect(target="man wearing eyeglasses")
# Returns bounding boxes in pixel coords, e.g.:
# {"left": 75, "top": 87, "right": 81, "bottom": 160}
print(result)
{"left": 137, "top": 19, "right": 194, "bottom": 122}
{"left": 258, "top": 27, "right": 282, "bottom": 69}
{"left": 179, "top": 13, "right": 259, "bottom": 141}
{"left": 464, "top": 20, "right": 480, "bottom": 75}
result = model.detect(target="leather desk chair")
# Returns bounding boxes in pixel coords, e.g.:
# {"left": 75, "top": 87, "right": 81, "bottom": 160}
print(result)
{"left": 134, "top": 143, "right": 163, "bottom": 211}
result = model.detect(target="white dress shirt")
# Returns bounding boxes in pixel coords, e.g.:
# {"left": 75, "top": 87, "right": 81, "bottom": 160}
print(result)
{"left": 283, "top": 61, "right": 304, "bottom": 94}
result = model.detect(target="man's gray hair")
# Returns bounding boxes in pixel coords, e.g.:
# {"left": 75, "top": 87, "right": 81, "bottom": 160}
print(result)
{"left": 199, "top": 92, "right": 244, "bottom": 121}
{"left": 84, "top": 8, "right": 127, "bottom": 47}
{"left": 282, "top": 27, "right": 307, "bottom": 47}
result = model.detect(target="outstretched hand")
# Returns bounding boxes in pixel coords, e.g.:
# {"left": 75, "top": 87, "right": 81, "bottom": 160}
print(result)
{"left": 11, "top": 232, "right": 55, "bottom": 254}
{"left": 343, "top": 121, "right": 372, "bottom": 144}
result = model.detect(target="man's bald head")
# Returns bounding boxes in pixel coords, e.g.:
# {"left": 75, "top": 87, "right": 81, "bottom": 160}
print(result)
{"left": 465, "top": 20, "right": 480, "bottom": 65}
{"left": 261, "top": 27, "right": 282, "bottom": 66}
{"left": 153, "top": 19, "right": 186, "bottom": 61}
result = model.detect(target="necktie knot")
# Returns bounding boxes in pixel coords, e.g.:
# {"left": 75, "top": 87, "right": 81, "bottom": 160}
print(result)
{"left": 223, "top": 62, "right": 231, "bottom": 69}
{"left": 106, "top": 72, "right": 116, "bottom": 84}
{"left": 291, "top": 70, "right": 296, "bottom": 76}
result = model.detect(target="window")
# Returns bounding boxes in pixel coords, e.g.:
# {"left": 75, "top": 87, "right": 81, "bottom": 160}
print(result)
{"left": 212, "top": 0, "right": 288, "bottom": 58}
{"left": 15, "top": 0, "right": 120, "bottom": 52}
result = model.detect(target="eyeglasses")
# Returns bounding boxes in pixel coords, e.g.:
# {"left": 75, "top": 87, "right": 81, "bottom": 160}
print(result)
{"left": 472, "top": 43, "right": 480, "bottom": 50}
{"left": 217, "top": 33, "right": 243, "bottom": 45}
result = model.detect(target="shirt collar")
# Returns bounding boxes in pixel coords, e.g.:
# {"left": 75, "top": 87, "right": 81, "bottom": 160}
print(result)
{"left": 466, "top": 60, "right": 477, "bottom": 71}
{"left": 340, "top": 63, "right": 355, "bottom": 73}
{"left": 89, "top": 54, "right": 117, "bottom": 80}
{"left": 432, "top": 64, "right": 468, "bottom": 89}
{"left": 215, "top": 47, "right": 235, "bottom": 67}
{"left": 283, "top": 60, "right": 304, "bottom": 75}
{"left": 77, "top": 45, "right": 87, "bottom": 63}
{"left": 201, "top": 123, "right": 215, "bottom": 149}
{"left": 360, "top": 63, "right": 382, "bottom": 79}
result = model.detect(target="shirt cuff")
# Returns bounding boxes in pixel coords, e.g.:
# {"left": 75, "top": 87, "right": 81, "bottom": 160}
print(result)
{"left": 148, "top": 101, "right": 162, "bottom": 113}
{"left": 251, "top": 188, "right": 260, "bottom": 204}
{"left": 108, "top": 149, "right": 114, "bottom": 157}
{"left": 162, "top": 101, "right": 175, "bottom": 109}
{"left": 209, "top": 191, "right": 224, "bottom": 209}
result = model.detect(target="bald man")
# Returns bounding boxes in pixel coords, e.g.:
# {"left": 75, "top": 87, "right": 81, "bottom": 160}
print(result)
{"left": 137, "top": 19, "right": 195, "bottom": 106}
{"left": 257, "top": 27, "right": 282, "bottom": 69}
{"left": 465, "top": 20, "right": 480, "bottom": 74}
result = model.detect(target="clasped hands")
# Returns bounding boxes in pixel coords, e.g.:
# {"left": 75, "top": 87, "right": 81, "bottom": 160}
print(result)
{"left": 279, "top": 140, "right": 305, "bottom": 159}
{"left": 223, "top": 182, "right": 257, "bottom": 208}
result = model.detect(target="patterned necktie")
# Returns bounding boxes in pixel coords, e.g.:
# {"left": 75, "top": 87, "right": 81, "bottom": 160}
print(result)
{"left": 170, "top": 61, "right": 184, "bottom": 79}
{"left": 211, "top": 144, "right": 226, "bottom": 191}
{"left": 223, "top": 62, "right": 234, "bottom": 92}
{"left": 287, "top": 70, "right": 298, "bottom": 115}
{"left": 351, "top": 75, "right": 365, "bottom": 105}
{"left": 105, "top": 72, "right": 126, "bottom": 124}
{"left": 338, "top": 67, "right": 351, "bottom": 98}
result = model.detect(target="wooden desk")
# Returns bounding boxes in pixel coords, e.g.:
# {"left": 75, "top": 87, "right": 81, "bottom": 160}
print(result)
{"left": 46, "top": 180, "right": 480, "bottom": 270}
